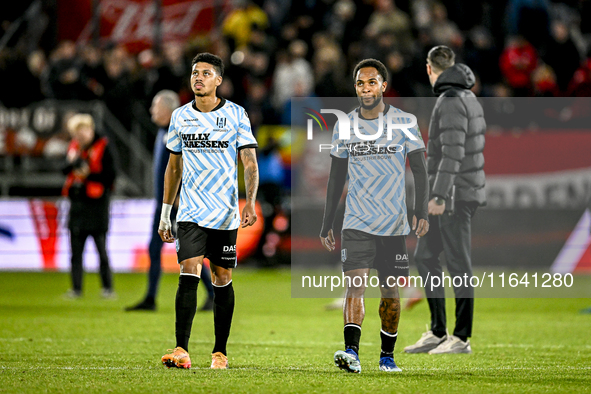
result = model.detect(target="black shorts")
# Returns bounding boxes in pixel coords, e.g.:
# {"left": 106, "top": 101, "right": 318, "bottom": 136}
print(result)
{"left": 341, "top": 229, "right": 409, "bottom": 277}
{"left": 176, "top": 222, "right": 238, "bottom": 269}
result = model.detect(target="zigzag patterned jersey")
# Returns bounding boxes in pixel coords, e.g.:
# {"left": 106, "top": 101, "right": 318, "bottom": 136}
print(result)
{"left": 167, "top": 98, "right": 257, "bottom": 230}
{"left": 330, "top": 105, "right": 425, "bottom": 236}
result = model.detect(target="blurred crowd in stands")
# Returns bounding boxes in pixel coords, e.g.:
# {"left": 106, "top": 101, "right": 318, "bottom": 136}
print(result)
{"left": 1, "top": 0, "right": 590, "bottom": 264}
{"left": 2, "top": 0, "right": 591, "bottom": 133}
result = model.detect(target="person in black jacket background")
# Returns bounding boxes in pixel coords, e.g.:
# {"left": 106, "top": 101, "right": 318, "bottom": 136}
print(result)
{"left": 62, "top": 114, "right": 117, "bottom": 299}
{"left": 404, "top": 46, "right": 486, "bottom": 355}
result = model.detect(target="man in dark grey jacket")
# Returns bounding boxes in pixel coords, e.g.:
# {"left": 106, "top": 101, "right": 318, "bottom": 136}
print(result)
{"left": 404, "top": 46, "right": 486, "bottom": 354}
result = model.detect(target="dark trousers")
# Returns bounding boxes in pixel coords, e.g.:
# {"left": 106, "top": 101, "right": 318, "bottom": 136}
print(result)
{"left": 414, "top": 202, "right": 478, "bottom": 338}
{"left": 147, "top": 211, "right": 164, "bottom": 299}
{"left": 70, "top": 229, "right": 112, "bottom": 292}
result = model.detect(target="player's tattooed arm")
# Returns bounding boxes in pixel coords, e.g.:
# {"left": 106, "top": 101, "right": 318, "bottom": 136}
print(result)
{"left": 240, "top": 148, "right": 259, "bottom": 203}
{"left": 240, "top": 148, "right": 259, "bottom": 227}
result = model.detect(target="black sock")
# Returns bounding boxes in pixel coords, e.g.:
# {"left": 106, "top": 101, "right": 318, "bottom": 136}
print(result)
{"left": 433, "top": 330, "right": 446, "bottom": 339}
{"left": 175, "top": 275, "right": 199, "bottom": 351}
{"left": 344, "top": 324, "right": 361, "bottom": 354}
{"left": 457, "top": 335, "right": 468, "bottom": 342}
{"left": 212, "top": 281, "right": 235, "bottom": 355}
{"left": 380, "top": 329, "right": 398, "bottom": 358}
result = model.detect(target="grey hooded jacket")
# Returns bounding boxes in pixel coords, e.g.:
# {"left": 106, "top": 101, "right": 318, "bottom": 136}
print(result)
{"left": 427, "top": 63, "right": 486, "bottom": 205}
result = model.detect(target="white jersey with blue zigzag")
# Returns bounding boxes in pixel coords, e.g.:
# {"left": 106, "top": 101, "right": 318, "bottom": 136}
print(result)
{"left": 330, "top": 105, "right": 425, "bottom": 236}
{"left": 167, "top": 99, "right": 257, "bottom": 230}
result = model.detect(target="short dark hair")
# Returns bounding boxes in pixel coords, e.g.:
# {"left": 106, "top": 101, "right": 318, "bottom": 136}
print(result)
{"left": 427, "top": 45, "right": 455, "bottom": 72}
{"left": 191, "top": 52, "right": 224, "bottom": 77}
{"left": 353, "top": 58, "right": 388, "bottom": 83}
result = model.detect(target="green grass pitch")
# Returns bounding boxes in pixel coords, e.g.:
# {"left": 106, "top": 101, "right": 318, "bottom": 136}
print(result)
{"left": 1, "top": 269, "right": 590, "bottom": 393}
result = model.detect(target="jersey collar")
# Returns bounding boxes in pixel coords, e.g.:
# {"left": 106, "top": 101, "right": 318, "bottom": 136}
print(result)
{"left": 356, "top": 101, "right": 390, "bottom": 120}
{"left": 192, "top": 97, "right": 226, "bottom": 112}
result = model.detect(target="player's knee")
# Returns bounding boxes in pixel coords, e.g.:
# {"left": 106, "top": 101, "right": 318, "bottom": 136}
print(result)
{"left": 378, "top": 276, "right": 399, "bottom": 297}
{"left": 213, "top": 273, "right": 232, "bottom": 286}
{"left": 180, "top": 257, "right": 203, "bottom": 276}
{"left": 211, "top": 266, "right": 232, "bottom": 286}
{"left": 380, "top": 286, "right": 398, "bottom": 299}
{"left": 345, "top": 283, "right": 366, "bottom": 298}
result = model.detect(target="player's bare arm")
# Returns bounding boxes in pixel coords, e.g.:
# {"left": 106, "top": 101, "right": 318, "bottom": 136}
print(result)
{"left": 240, "top": 147, "right": 259, "bottom": 228}
{"left": 321, "top": 229, "right": 336, "bottom": 252}
{"left": 412, "top": 215, "right": 430, "bottom": 237}
{"left": 320, "top": 157, "right": 348, "bottom": 251}
{"left": 158, "top": 153, "right": 182, "bottom": 242}
{"left": 408, "top": 150, "right": 430, "bottom": 237}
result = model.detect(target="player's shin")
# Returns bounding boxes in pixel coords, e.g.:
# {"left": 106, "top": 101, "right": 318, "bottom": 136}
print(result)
{"left": 175, "top": 274, "right": 200, "bottom": 351}
{"left": 379, "top": 297, "right": 400, "bottom": 357}
{"left": 344, "top": 323, "right": 362, "bottom": 354}
{"left": 212, "top": 281, "right": 235, "bottom": 356}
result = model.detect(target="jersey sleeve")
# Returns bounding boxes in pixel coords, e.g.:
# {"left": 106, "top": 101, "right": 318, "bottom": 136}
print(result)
{"left": 405, "top": 124, "right": 426, "bottom": 154}
{"left": 166, "top": 109, "right": 182, "bottom": 153}
{"left": 329, "top": 121, "right": 348, "bottom": 159}
{"left": 237, "top": 108, "right": 258, "bottom": 149}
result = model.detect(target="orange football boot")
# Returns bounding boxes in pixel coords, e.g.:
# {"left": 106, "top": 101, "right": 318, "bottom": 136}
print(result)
{"left": 161, "top": 347, "right": 191, "bottom": 369}
{"left": 210, "top": 352, "right": 228, "bottom": 369}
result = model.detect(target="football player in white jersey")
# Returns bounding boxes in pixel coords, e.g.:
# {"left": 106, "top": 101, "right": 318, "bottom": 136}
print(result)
{"left": 320, "top": 59, "right": 429, "bottom": 373}
{"left": 159, "top": 53, "right": 259, "bottom": 370}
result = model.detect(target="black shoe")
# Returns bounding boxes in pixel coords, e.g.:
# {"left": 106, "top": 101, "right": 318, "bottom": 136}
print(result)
{"left": 199, "top": 297, "right": 214, "bottom": 311}
{"left": 125, "top": 299, "right": 156, "bottom": 311}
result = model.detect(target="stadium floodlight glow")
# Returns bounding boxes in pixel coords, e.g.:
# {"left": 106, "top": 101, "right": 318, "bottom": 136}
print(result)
{"left": 306, "top": 108, "right": 418, "bottom": 141}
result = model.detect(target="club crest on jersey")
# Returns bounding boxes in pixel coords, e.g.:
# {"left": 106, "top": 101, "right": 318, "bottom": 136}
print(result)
{"left": 217, "top": 117, "right": 227, "bottom": 128}
{"left": 341, "top": 249, "right": 347, "bottom": 262}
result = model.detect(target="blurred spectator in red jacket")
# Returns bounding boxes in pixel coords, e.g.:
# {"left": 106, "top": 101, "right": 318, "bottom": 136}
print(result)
{"left": 62, "top": 113, "right": 117, "bottom": 299}
{"left": 568, "top": 56, "right": 591, "bottom": 97}
{"left": 532, "top": 64, "right": 559, "bottom": 97}
{"left": 499, "top": 36, "right": 539, "bottom": 96}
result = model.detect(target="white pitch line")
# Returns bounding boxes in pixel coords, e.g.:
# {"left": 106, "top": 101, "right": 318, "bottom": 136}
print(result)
{"left": 0, "top": 338, "right": 349, "bottom": 347}
{"left": 1, "top": 338, "right": 590, "bottom": 351}
{"left": 1, "top": 338, "right": 590, "bottom": 350}
{"left": 482, "top": 344, "right": 591, "bottom": 349}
